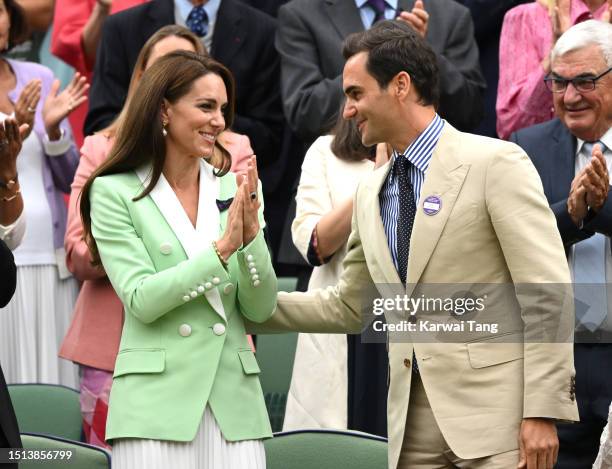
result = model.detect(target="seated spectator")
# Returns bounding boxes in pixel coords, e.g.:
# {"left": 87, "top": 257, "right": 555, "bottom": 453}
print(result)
{"left": 497, "top": 0, "right": 611, "bottom": 140}
{"left": 0, "top": 0, "right": 86, "bottom": 388}
{"left": 84, "top": 0, "right": 283, "bottom": 171}
{"left": 510, "top": 19, "right": 612, "bottom": 468}
{"left": 60, "top": 24, "right": 252, "bottom": 448}
{"left": 276, "top": 0, "right": 486, "bottom": 143}
{"left": 51, "top": 0, "right": 147, "bottom": 146}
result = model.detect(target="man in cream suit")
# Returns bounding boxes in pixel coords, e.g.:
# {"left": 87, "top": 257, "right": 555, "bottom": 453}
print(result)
{"left": 260, "top": 20, "right": 579, "bottom": 468}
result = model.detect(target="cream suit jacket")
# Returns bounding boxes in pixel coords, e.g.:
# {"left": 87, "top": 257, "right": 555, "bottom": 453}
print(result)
{"left": 258, "top": 123, "right": 579, "bottom": 469}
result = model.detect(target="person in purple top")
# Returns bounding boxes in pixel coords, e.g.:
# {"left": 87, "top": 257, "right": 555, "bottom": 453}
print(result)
{"left": 0, "top": 0, "right": 87, "bottom": 388}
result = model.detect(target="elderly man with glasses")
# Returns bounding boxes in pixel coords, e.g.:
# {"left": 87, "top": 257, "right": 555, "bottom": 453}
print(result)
{"left": 510, "top": 19, "right": 612, "bottom": 469}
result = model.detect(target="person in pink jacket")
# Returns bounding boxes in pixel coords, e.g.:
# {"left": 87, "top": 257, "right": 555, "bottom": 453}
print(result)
{"left": 60, "top": 24, "right": 253, "bottom": 448}
{"left": 51, "top": 0, "right": 148, "bottom": 147}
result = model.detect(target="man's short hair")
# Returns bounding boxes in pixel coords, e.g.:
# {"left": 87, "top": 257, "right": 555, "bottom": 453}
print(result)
{"left": 551, "top": 20, "right": 612, "bottom": 67}
{"left": 342, "top": 20, "right": 439, "bottom": 108}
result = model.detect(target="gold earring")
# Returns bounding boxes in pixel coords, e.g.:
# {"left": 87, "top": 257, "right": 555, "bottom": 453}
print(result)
{"left": 162, "top": 120, "right": 168, "bottom": 137}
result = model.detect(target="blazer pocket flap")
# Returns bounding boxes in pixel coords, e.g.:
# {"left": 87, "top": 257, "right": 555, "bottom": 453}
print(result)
{"left": 113, "top": 349, "right": 166, "bottom": 378}
{"left": 467, "top": 342, "right": 523, "bottom": 369}
{"left": 238, "top": 350, "right": 261, "bottom": 375}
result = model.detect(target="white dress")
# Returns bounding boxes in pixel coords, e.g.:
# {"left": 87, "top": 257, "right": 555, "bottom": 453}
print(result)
{"left": 0, "top": 130, "right": 78, "bottom": 388}
{"left": 283, "top": 136, "right": 374, "bottom": 430}
{"left": 594, "top": 402, "right": 612, "bottom": 468}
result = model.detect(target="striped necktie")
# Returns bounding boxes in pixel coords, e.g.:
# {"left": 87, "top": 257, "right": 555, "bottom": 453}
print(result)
{"left": 573, "top": 141, "right": 609, "bottom": 332}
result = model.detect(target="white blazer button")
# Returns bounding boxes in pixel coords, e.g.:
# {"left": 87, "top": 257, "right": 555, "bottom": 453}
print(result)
{"left": 249, "top": 267, "right": 257, "bottom": 275}
{"left": 248, "top": 262, "right": 255, "bottom": 268}
{"left": 190, "top": 290, "right": 198, "bottom": 298}
{"left": 159, "top": 242, "right": 172, "bottom": 255}
{"left": 197, "top": 285, "right": 205, "bottom": 293}
{"left": 212, "top": 277, "right": 221, "bottom": 285}
{"left": 246, "top": 254, "right": 254, "bottom": 262}
{"left": 182, "top": 295, "right": 190, "bottom": 302}
{"left": 253, "top": 280, "right": 261, "bottom": 287}
{"left": 252, "top": 274, "right": 259, "bottom": 281}
{"left": 205, "top": 282, "right": 213, "bottom": 289}
{"left": 223, "top": 283, "right": 234, "bottom": 295}
{"left": 213, "top": 323, "right": 226, "bottom": 336}
{"left": 179, "top": 324, "right": 192, "bottom": 337}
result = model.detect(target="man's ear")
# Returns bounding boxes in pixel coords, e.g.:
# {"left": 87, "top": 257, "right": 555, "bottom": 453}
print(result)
{"left": 394, "top": 71, "right": 412, "bottom": 101}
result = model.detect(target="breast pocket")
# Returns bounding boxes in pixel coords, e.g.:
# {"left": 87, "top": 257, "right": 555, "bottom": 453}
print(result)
{"left": 113, "top": 348, "right": 166, "bottom": 378}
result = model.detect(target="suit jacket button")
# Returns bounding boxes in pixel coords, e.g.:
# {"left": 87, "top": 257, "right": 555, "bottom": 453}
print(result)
{"left": 179, "top": 324, "right": 192, "bottom": 337}
{"left": 159, "top": 242, "right": 172, "bottom": 255}
{"left": 182, "top": 295, "right": 190, "bottom": 302}
{"left": 223, "top": 283, "right": 234, "bottom": 295}
{"left": 247, "top": 254, "right": 254, "bottom": 262}
{"left": 404, "top": 358, "right": 411, "bottom": 368}
{"left": 212, "top": 277, "right": 221, "bottom": 285}
{"left": 190, "top": 290, "right": 198, "bottom": 298}
{"left": 253, "top": 280, "right": 261, "bottom": 287}
{"left": 213, "top": 323, "right": 226, "bottom": 336}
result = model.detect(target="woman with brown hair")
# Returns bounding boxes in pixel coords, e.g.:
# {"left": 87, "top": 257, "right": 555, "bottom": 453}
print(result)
{"left": 80, "top": 50, "right": 276, "bottom": 468}
{"left": 284, "top": 109, "right": 389, "bottom": 434}
{"left": 61, "top": 24, "right": 254, "bottom": 448}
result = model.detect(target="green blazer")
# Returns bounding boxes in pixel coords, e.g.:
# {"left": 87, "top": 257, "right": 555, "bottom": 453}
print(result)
{"left": 89, "top": 160, "right": 277, "bottom": 443}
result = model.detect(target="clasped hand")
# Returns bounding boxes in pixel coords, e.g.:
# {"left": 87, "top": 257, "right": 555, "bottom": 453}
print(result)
{"left": 568, "top": 144, "right": 609, "bottom": 227}
{"left": 215, "top": 156, "right": 261, "bottom": 261}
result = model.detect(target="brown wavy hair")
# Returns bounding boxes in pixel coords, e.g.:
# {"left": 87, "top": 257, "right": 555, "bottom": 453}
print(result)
{"left": 80, "top": 51, "right": 236, "bottom": 264}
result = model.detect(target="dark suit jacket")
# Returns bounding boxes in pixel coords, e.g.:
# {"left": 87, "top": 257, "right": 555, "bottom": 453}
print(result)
{"left": 84, "top": 0, "right": 284, "bottom": 167}
{"left": 276, "top": 0, "right": 486, "bottom": 141}
{"left": 0, "top": 239, "right": 21, "bottom": 456}
{"left": 510, "top": 118, "right": 612, "bottom": 247}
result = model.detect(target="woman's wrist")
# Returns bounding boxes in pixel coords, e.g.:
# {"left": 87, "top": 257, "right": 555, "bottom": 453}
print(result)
{"left": 45, "top": 125, "right": 62, "bottom": 141}
{"left": 214, "top": 238, "right": 236, "bottom": 264}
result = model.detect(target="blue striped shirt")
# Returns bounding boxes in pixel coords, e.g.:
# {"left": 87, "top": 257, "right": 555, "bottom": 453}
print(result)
{"left": 379, "top": 114, "right": 444, "bottom": 272}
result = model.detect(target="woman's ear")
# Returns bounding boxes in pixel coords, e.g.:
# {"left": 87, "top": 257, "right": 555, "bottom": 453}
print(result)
{"left": 160, "top": 99, "right": 171, "bottom": 122}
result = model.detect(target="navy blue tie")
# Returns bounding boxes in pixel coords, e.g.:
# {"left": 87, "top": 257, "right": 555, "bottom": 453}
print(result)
{"left": 367, "top": 0, "right": 387, "bottom": 23}
{"left": 186, "top": 5, "right": 209, "bottom": 37}
{"left": 394, "top": 154, "right": 419, "bottom": 373}
{"left": 394, "top": 155, "right": 416, "bottom": 285}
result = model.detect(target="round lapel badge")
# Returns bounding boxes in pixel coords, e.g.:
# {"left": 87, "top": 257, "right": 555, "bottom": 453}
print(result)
{"left": 423, "top": 195, "right": 442, "bottom": 216}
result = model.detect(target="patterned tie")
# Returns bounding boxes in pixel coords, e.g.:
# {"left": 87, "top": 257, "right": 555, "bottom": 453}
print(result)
{"left": 394, "top": 155, "right": 419, "bottom": 373}
{"left": 367, "top": 0, "right": 387, "bottom": 23}
{"left": 574, "top": 141, "right": 609, "bottom": 333}
{"left": 186, "top": 5, "right": 209, "bottom": 37}
{"left": 394, "top": 154, "right": 416, "bottom": 285}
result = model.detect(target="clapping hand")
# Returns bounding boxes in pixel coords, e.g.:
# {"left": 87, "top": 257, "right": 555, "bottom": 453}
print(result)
{"left": 397, "top": 0, "right": 429, "bottom": 39}
{"left": 43, "top": 72, "right": 88, "bottom": 140}
{"left": 14, "top": 79, "right": 40, "bottom": 139}
{"left": 242, "top": 156, "right": 261, "bottom": 246}
{"left": 551, "top": 0, "right": 571, "bottom": 40}
{"left": 0, "top": 118, "right": 29, "bottom": 181}
{"left": 567, "top": 144, "right": 609, "bottom": 226}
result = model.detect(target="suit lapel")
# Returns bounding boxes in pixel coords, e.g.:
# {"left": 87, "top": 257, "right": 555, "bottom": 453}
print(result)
{"left": 549, "top": 123, "right": 576, "bottom": 202}
{"left": 325, "top": 0, "right": 365, "bottom": 39}
{"left": 362, "top": 163, "right": 403, "bottom": 285}
{"left": 406, "top": 125, "right": 469, "bottom": 293}
{"left": 211, "top": 0, "right": 246, "bottom": 66}
{"left": 135, "top": 161, "right": 227, "bottom": 322}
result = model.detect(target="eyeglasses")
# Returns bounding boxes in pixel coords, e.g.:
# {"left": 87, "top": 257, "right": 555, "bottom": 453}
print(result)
{"left": 544, "top": 66, "right": 612, "bottom": 93}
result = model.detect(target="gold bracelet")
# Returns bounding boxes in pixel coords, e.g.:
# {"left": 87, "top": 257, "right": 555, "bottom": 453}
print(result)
{"left": 1, "top": 188, "right": 20, "bottom": 202}
{"left": 212, "top": 240, "right": 228, "bottom": 267}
